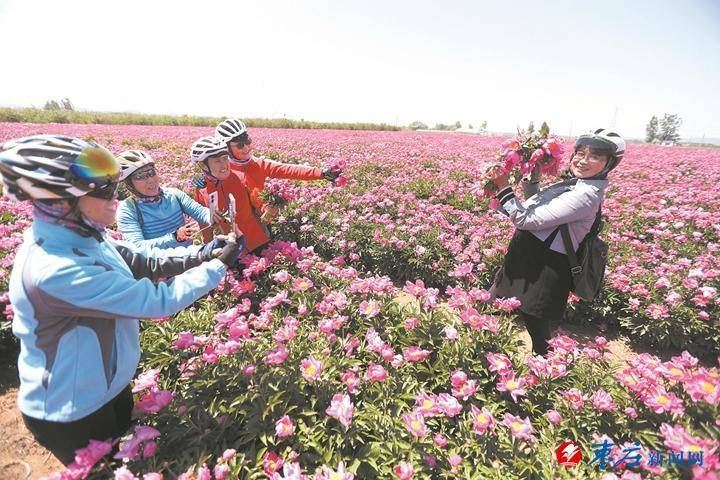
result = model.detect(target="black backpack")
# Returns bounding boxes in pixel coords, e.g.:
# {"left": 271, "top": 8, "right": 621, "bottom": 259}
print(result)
{"left": 558, "top": 207, "right": 608, "bottom": 302}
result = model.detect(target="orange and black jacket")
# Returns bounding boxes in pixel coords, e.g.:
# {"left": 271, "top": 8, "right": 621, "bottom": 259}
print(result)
{"left": 194, "top": 171, "right": 270, "bottom": 253}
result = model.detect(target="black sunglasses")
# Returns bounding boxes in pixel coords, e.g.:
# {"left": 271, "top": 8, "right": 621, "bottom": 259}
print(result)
{"left": 230, "top": 133, "right": 252, "bottom": 148}
{"left": 86, "top": 182, "right": 119, "bottom": 200}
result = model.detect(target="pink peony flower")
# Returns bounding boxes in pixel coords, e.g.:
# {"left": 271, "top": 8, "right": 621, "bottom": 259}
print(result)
{"left": 364, "top": 363, "right": 388, "bottom": 382}
{"left": 115, "top": 425, "right": 161, "bottom": 460}
{"left": 315, "top": 461, "right": 354, "bottom": 480}
{"left": 496, "top": 371, "right": 527, "bottom": 403}
{"left": 263, "top": 452, "right": 284, "bottom": 476}
{"left": 413, "top": 391, "right": 440, "bottom": 417}
{"left": 443, "top": 325, "right": 458, "bottom": 340}
{"left": 448, "top": 453, "right": 462, "bottom": 471}
{"left": 470, "top": 405, "right": 496, "bottom": 435}
{"left": 358, "top": 300, "right": 381, "bottom": 317}
{"left": 133, "top": 390, "right": 173, "bottom": 416}
{"left": 485, "top": 353, "right": 513, "bottom": 375}
{"left": 402, "top": 317, "right": 420, "bottom": 330}
{"left": 402, "top": 411, "right": 427, "bottom": 438}
{"left": 502, "top": 413, "right": 536, "bottom": 443}
{"left": 436, "top": 393, "right": 463, "bottom": 417}
{"left": 114, "top": 466, "right": 138, "bottom": 480}
{"left": 683, "top": 371, "right": 720, "bottom": 404}
{"left": 214, "top": 464, "right": 230, "bottom": 480}
{"left": 301, "top": 356, "right": 324, "bottom": 382}
{"left": 172, "top": 331, "right": 195, "bottom": 350}
{"left": 591, "top": 389, "right": 618, "bottom": 412}
{"left": 643, "top": 385, "right": 685, "bottom": 415}
{"left": 326, "top": 393, "right": 355, "bottom": 429}
{"left": 561, "top": 388, "right": 586, "bottom": 411}
{"left": 273, "top": 270, "right": 290, "bottom": 282}
{"left": 393, "top": 462, "right": 414, "bottom": 480}
{"left": 264, "top": 344, "right": 290, "bottom": 365}
{"left": 402, "top": 346, "right": 430, "bottom": 362}
{"left": 292, "top": 277, "right": 314, "bottom": 291}
{"left": 546, "top": 410, "right": 562, "bottom": 425}
{"left": 132, "top": 369, "right": 160, "bottom": 393}
{"left": 275, "top": 415, "right": 295, "bottom": 438}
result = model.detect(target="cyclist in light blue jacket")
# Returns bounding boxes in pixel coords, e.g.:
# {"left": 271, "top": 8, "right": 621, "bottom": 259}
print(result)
{"left": 0, "top": 135, "right": 242, "bottom": 465}
{"left": 116, "top": 150, "right": 222, "bottom": 248}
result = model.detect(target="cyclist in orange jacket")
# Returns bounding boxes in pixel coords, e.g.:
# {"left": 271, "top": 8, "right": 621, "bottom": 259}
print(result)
{"left": 190, "top": 136, "right": 269, "bottom": 254}
{"left": 192, "top": 118, "right": 342, "bottom": 224}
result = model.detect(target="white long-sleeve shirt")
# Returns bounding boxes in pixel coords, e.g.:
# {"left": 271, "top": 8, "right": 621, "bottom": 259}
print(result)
{"left": 494, "top": 178, "right": 608, "bottom": 254}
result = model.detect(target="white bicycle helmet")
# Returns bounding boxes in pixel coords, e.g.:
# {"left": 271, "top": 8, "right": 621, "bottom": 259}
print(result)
{"left": 117, "top": 150, "right": 154, "bottom": 180}
{"left": 215, "top": 118, "right": 248, "bottom": 143}
{"left": 190, "top": 136, "right": 227, "bottom": 164}
{"left": 0, "top": 135, "right": 120, "bottom": 201}
{"left": 575, "top": 128, "right": 626, "bottom": 171}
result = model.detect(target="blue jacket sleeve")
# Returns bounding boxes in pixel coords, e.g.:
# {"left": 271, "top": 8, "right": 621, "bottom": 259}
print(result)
{"left": 116, "top": 200, "right": 180, "bottom": 249}
{"left": 172, "top": 188, "right": 212, "bottom": 225}
{"left": 496, "top": 186, "right": 600, "bottom": 231}
{"left": 34, "top": 257, "right": 227, "bottom": 320}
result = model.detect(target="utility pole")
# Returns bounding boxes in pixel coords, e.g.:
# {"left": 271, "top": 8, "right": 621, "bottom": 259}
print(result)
{"left": 610, "top": 106, "right": 619, "bottom": 129}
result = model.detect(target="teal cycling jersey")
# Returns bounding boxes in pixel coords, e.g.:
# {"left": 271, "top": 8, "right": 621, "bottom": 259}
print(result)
{"left": 117, "top": 187, "right": 212, "bottom": 249}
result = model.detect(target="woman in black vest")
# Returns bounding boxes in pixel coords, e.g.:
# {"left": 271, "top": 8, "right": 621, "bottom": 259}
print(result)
{"left": 487, "top": 129, "right": 625, "bottom": 354}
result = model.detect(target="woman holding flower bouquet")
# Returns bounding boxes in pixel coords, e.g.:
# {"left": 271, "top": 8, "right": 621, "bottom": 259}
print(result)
{"left": 487, "top": 128, "right": 625, "bottom": 354}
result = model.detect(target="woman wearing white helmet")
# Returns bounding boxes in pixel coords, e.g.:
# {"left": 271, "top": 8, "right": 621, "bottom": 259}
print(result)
{"left": 486, "top": 129, "right": 625, "bottom": 354}
{"left": 193, "top": 118, "right": 342, "bottom": 225}
{"left": 190, "top": 135, "right": 272, "bottom": 253}
{"left": 0, "top": 135, "right": 241, "bottom": 464}
{"left": 116, "top": 150, "right": 223, "bottom": 248}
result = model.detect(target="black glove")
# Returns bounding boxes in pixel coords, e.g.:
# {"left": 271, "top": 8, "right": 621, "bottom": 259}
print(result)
{"left": 217, "top": 238, "right": 242, "bottom": 267}
{"left": 198, "top": 237, "right": 225, "bottom": 262}
{"left": 321, "top": 167, "right": 341, "bottom": 182}
{"left": 191, "top": 174, "right": 207, "bottom": 189}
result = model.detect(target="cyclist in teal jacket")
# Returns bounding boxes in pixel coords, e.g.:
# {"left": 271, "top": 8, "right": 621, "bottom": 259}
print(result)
{"left": 0, "top": 135, "right": 242, "bottom": 465}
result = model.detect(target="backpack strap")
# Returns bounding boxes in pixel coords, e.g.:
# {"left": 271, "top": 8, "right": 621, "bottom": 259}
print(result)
{"left": 172, "top": 191, "right": 187, "bottom": 217}
{"left": 559, "top": 224, "right": 582, "bottom": 275}
{"left": 128, "top": 197, "right": 144, "bottom": 227}
{"left": 559, "top": 206, "right": 602, "bottom": 275}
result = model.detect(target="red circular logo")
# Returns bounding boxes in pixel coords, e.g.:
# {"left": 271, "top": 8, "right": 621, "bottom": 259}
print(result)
{"left": 555, "top": 441, "right": 583, "bottom": 467}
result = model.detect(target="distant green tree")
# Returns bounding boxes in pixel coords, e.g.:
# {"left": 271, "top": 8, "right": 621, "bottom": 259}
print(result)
{"left": 44, "top": 98, "right": 75, "bottom": 111}
{"left": 527, "top": 121, "right": 535, "bottom": 134}
{"left": 645, "top": 116, "right": 659, "bottom": 143}
{"left": 43, "top": 100, "right": 61, "bottom": 111}
{"left": 539, "top": 121, "right": 550, "bottom": 137}
{"left": 658, "top": 114, "right": 682, "bottom": 144}
{"left": 61, "top": 98, "right": 74, "bottom": 111}
{"left": 408, "top": 121, "right": 428, "bottom": 130}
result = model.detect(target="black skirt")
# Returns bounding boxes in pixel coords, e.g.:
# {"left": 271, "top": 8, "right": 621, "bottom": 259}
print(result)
{"left": 490, "top": 229, "right": 572, "bottom": 320}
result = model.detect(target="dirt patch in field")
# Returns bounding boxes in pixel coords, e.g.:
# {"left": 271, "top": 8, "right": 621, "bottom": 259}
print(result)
{"left": 0, "top": 353, "right": 64, "bottom": 480}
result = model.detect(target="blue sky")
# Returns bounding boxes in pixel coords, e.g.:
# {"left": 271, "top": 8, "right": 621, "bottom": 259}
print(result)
{"left": 0, "top": 0, "right": 718, "bottom": 138}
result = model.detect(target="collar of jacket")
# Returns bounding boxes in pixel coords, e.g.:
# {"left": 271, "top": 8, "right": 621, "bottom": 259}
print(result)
{"left": 32, "top": 217, "right": 103, "bottom": 248}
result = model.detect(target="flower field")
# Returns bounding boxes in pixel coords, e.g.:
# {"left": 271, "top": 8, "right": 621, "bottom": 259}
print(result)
{"left": 0, "top": 123, "right": 718, "bottom": 479}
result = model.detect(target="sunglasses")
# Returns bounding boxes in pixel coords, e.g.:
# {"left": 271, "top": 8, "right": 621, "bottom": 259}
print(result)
{"left": 132, "top": 166, "right": 157, "bottom": 181}
{"left": 230, "top": 134, "right": 252, "bottom": 148}
{"left": 86, "top": 182, "right": 119, "bottom": 200}
{"left": 66, "top": 146, "right": 121, "bottom": 191}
